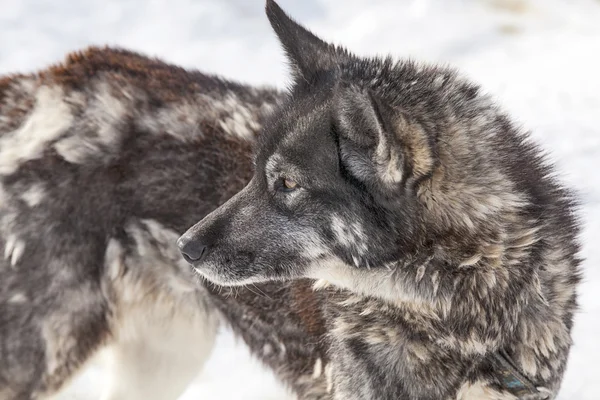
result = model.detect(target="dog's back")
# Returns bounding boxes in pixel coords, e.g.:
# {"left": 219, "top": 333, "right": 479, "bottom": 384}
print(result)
{"left": 0, "top": 47, "right": 285, "bottom": 399}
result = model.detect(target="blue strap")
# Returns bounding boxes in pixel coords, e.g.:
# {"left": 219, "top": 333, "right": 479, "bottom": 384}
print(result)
{"left": 491, "top": 350, "right": 552, "bottom": 400}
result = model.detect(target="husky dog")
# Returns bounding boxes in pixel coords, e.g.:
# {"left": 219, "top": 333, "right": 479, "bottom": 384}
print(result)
{"left": 179, "top": 1, "right": 582, "bottom": 399}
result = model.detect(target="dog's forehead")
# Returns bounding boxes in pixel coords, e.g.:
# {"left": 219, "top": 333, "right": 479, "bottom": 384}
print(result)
{"left": 283, "top": 105, "right": 329, "bottom": 145}
{"left": 263, "top": 102, "right": 335, "bottom": 172}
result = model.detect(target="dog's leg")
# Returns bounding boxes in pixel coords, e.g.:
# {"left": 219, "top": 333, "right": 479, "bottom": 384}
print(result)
{"left": 0, "top": 278, "right": 111, "bottom": 400}
{"left": 0, "top": 232, "right": 114, "bottom": 400}
{"left": 100, "top": 236, "right": 219, "bottom": 400}
{"left": 101, "top": 311, "right": 218, "bottom": 400}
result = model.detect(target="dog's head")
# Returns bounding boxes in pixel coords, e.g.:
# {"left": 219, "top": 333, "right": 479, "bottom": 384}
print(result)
{"left": 178, "top": 1, "right": 527, "bottom": 292}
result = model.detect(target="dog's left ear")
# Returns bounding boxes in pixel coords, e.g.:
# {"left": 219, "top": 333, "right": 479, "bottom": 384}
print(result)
{"left": 266, "top": 0, "right": 350, "bottom": 82}
{"left": 335, "top": 85, "right": 434, "bottom": 190}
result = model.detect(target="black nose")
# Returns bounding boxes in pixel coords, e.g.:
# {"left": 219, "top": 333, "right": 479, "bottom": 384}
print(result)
{"left": 177, "top": 237, "right": 207, "bottom": 264}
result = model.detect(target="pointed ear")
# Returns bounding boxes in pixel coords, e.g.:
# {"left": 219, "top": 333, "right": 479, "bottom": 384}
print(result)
{"left": 266, "top": 0, "right": 350, "bottom": 82}
{"left": 335, "top": 86, "right": 434, "bottom": 189}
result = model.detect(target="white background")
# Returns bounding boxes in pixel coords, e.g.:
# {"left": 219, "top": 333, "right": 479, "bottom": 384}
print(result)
{"left": 1, "top": 0, "right": 599, "bottom": 399}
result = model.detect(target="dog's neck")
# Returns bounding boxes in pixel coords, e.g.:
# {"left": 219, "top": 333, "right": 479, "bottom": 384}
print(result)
{"left": 308, "top": 216, "right": 539, "bottom": 313}
{"left": 307, "top": 255, "right": 438, "bottom": 309}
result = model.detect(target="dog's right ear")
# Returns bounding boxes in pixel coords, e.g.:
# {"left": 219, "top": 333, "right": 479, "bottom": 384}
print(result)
{"left": 265, "top": 0, "right": 350, "bottom": 82}
{"left": 335, "top": 84, "right": 435, "bottom": 192}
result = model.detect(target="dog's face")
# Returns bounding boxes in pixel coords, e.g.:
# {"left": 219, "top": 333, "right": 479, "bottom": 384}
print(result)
{"left": 178, "top": 0, "right": 436, "bottom": 287}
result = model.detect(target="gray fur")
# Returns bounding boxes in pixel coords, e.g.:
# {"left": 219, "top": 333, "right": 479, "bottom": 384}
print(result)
{"left": 0, "top": 48, "right": 277, "bottom": 399}
{"left": 0, "top": 1, "right": 581, "bottom": 399}
{"left": 180, "top": 1, "right": 582, "bottom": 399}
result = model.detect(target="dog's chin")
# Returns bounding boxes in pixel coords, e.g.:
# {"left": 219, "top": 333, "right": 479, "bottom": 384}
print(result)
{"left": 191, "top": 262, "right": 267, "bottom": 287}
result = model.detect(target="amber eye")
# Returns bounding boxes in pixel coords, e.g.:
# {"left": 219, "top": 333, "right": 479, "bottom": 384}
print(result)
{"left": 284, "top": 178, "right": 298, "bottom": 189}
{"left": 278, "top": 177, "right": 299, "bottom": 192}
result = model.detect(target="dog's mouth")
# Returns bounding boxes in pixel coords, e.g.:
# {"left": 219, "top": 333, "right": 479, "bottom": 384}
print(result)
{"left": 178, "top": 232, "right": 260, "bottom": 286}
{"left": 188, "top": 259, "right": 240, "bottom": 286}
{"left": 182, "top": 247, "right": 267, "bottom": 287}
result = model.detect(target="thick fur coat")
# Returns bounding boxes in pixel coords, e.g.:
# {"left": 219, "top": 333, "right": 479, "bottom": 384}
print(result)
{"left": 181, "top": 1, "right": 582, "bottom": 399}
{"left": 0, "top": 1, "right": 580, "bottom": 399}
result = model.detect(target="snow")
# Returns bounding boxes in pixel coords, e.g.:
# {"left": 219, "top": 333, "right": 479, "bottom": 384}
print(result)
{"left": 2, "top": 0, "right": 599, "bottom": 398}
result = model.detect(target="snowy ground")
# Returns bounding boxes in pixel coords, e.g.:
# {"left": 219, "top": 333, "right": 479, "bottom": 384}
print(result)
{"left": 2, "top": 0, "right": 599, "bottom": 399}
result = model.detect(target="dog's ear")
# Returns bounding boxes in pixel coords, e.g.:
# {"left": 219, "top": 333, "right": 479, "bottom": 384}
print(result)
{"left": 266, "top": 0, "right": 350, "bottom": 82}
{"left": 335, "top": 85, "right": 434, "bottom": 190}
